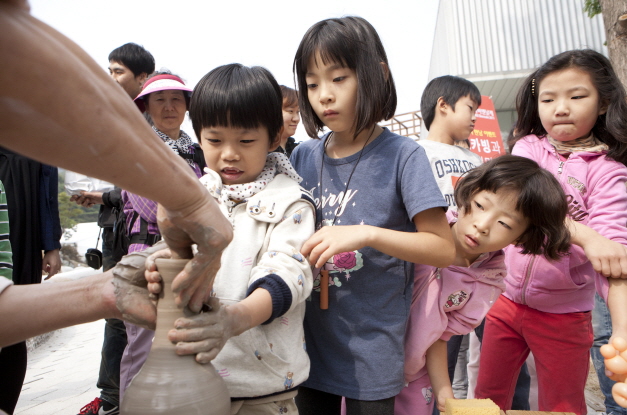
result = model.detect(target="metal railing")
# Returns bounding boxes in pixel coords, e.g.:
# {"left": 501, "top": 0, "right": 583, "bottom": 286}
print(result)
{"left": 381, "top": 110, "right": 422, "bottom": 139}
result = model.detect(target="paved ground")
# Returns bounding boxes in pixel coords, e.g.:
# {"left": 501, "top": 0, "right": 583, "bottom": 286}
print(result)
{"left": 15, "top": 320, "right": 103, "bottom": 415}
{"left": 13, "top": 319, "right": 611, "bottom": 415}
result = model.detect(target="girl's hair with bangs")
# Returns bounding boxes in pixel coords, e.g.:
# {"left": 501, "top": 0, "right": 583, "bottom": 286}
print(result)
{"left": 454, "top": 155, "right": 570, "bottom": 260}
{"left": 293, "top": 16, "right": 397, "bottom": 139}
{"left": 512, "top": 49, "right": 627, "bottom": 165}
{"left": 189, "top": 64, "right": 283, "bottom": 142}
{"left": 280, "top": 85, "right": 299, "bottom": 108}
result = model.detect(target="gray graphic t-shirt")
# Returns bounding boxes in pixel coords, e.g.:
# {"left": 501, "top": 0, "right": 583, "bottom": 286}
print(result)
{"left": 290, "top": 128, "right": 447, "bottom": 400}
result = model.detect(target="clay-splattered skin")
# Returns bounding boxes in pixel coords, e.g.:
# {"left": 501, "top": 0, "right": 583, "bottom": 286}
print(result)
{"left": 1, "top": 2, "right": 233, "bottom": 313}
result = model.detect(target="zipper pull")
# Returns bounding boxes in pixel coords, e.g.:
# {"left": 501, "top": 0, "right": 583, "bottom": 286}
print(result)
{"left": 557, "top": 161, "right": 564, "bottom": 175}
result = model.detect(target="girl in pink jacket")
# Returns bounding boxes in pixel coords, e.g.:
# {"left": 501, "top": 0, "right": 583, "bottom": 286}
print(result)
{"left": 396, "top": 155, "right": 570, "bottom": 414}
{"left": 475, "top": 49, "right": 627, "bottom": 415}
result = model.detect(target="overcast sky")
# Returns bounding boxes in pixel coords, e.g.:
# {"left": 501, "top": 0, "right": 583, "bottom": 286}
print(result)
{"left": 30, "top": 0, "right": 439, "bottom": 142}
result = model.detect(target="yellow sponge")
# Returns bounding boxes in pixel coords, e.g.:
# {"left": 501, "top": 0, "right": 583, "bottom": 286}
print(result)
{"left": 445, "top": 398, "right": 500, "bottom": 415}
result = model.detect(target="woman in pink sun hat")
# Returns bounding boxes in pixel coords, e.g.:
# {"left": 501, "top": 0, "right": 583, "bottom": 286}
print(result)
{"left": 119, "top": 71, "right": 205, "bottom": 402}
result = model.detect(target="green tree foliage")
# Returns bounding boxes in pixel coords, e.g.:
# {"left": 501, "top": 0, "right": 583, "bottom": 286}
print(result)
{"left": 583, "top": 0, "right": 602, "bottom": 18}
{"left": 58, "top": 191, "right": 83, "bottom": 235}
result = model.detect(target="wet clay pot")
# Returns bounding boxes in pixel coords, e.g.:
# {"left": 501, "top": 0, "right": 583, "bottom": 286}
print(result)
{"left": 121, "top": 258, "right": 230, "bottom": 415}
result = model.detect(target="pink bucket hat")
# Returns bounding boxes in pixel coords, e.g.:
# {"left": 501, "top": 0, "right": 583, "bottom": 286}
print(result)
{"left": 134, "top": 74, "right": 193, "bottom": 112}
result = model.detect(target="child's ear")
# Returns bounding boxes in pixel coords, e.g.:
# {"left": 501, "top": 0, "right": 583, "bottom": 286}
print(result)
{"left": 436, "top": 97, "right": 450, "bottom": 115}
{"left": 599, "top": 100, "right": 609, "bottom": 116}
{"left": 269, "top": 130, "right": 282, "bottom": 152}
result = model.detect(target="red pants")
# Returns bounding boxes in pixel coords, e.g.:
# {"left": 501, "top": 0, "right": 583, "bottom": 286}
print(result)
{"left": 475, "top": 296, "right": 592, "bottom": 415}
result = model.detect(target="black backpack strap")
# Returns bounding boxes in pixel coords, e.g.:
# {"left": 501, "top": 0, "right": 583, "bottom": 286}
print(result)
{"left": 128, "top": 211, "right": 161, "bottom": 246}
{"left": 177, "top": 143, "right": 207, "bottom": 172}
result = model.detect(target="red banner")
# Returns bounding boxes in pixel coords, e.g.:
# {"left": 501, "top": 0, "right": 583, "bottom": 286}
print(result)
{"left": 467, "top": 96, "right": 505, "bottom": 162}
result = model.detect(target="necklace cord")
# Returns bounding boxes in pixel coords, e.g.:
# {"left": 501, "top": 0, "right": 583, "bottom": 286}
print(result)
{"left": 319, "top": 126, "right": 377, "bottom": 226}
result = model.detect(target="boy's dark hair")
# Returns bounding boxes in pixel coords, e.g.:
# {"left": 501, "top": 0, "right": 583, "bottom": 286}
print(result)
{"left": 420, "top": 75, "right": 482, "bottom": 130}
{"left": 189, "top": 64, "right": 283, "bottom": 142}
{"left": 512, "top": 49, "right": 627, "bottom": 165}
{"left": 455, "top": 155, "right": 570, "bottom": 260}
{"left": 108, "top": 43, "right": 155, "bottom": 77}
{"left": 293, "top": 16, "right": 397, "bottom": 139}
{"left": 280, "top": 85, "right": 299, "bottom": 108}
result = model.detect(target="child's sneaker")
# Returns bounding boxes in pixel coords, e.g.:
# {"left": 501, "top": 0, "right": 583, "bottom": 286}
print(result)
{"left": 78, "top": 397, "right": 119, "bottom": 415}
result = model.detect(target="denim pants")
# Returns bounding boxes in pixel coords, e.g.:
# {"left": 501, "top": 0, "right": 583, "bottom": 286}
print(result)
{"left": 97, "top": 318, "right": 127, "bottom": 406}
{"left": 96, "top": 228, "right": 127, "bottom": 406}
{"left": 591, "top": 293, "right": 626, "bottom": 415}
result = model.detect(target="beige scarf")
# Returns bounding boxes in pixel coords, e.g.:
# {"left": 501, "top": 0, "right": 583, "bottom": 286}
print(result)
{"left": 547, "top": 133, "right": 608, "bottom": 155}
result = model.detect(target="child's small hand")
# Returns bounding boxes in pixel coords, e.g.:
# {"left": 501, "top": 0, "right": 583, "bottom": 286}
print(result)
{"left": 601, "top": 336, "right": 627, "bottom": 382}
{"left": 603, "top": 337, "right": 627, "bottom": 408}
{"left": 301, "top": 225, "right": 372, "bottom": 268}
{"left": 144, "top": 247, "right": 174, "bottom": 297}
{"left": 168, "top": 297, "right": 238, "bottom": 364}
{"left": 436, "top": 388, "right": 455, "bottom": 412}
{"left": 582, "top": 234, "right": 627, "bottom": 279}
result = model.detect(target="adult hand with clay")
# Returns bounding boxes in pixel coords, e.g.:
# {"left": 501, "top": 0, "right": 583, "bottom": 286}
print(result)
{"left": 0, "top": 245, "right": 160, "bottom": 348}
{"left": 156, "top": 193, "right": 232, "bottom": 314}
{"left": 0, "top": 243, "right": 232, "bottom": 351}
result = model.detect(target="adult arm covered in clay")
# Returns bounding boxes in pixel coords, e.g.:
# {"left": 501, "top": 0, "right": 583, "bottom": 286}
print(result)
{"left": 0, "top": 244, "right": 163, "bottom": 348}
{"left": 0, "top": 1, "right": 232, "bottom": 312}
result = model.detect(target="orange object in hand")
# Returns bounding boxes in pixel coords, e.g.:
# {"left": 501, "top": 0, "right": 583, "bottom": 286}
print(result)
{"left": 320, "top": 270, "right": 329, "bottom": 310}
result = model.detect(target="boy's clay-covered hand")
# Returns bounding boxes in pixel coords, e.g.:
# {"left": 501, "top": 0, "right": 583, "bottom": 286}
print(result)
{"left": 600, "top": 336, "right": 627, "bottom": 407}
{"left": 166, "top": 297, "right": 244, "bottom": 364}
{"left": 157, "top": 199, "right": 233, "bottom": 314}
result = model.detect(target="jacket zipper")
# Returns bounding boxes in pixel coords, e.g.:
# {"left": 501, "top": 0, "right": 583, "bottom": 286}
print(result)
{"left": 520, "top": 256, "right": 535, "bottom": 305}
{"left": 557, "top": 160, "right": 564, "bottom": 176}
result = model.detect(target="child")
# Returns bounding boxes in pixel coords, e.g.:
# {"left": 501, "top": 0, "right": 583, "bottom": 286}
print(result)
{"left": 119, "top": 72, "right": 202, "bottom": 401}
{"left": 396, "top": 155, "right": 570, "bottom": 414}
{"left": 277, "top": 85, "right": 300, "bottom": 157}
{"left": 290, "top": 16, "right": 455, "bottom": 415}
{"left": 156, "top": 63, "right": 316, "bottom": 414}
{"left": 418, "top": 75, "right": 485, "bottom": 402}
{"left": 475, "top": 49, "right": 627, "bottom": 414}
{"left": 418, "top": 75, "right": 483, "bottom": 210}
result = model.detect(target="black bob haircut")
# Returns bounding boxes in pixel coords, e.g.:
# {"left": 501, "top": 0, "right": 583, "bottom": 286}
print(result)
{"left": 293, "top": 16, "right": 397, "bottom": 139}
{"left": 454, "top": 155, "right": 570, "bottom": 261}
{"left": 189, "top": 64, "right": 283, "bottom": 143}
{"left": 421, "top": 75, "right": 482, "bottom": 130}
{"left": 108, "top": 43, "right": 155, "bottom": 77}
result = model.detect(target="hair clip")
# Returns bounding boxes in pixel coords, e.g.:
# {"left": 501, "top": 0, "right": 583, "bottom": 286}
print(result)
{"left": 531, "top": 78, "right": 536, "bottom": 97}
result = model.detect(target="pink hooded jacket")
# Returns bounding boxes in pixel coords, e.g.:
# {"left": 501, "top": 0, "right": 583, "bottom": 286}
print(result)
{"left": 404, "top": 217, "right": 506, "bottom": 383}
{"left": 504, "top": 135, "right": 627, "bottom": 313}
